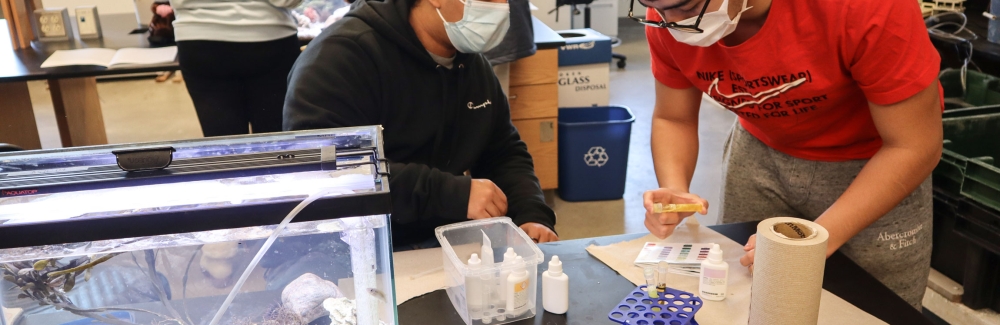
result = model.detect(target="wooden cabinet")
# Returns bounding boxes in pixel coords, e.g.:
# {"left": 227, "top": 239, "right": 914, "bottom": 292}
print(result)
{"left": 510, "top": 49, "right": 558, "bottom": 86}
{"left": 508, "top": 83, "right": 558, "bottom": 120}
{"left": 509, "top": 49, "right": 559, "bottom": 190}
{"left": 512, "top": 118, "right": 557, "bottom": 189}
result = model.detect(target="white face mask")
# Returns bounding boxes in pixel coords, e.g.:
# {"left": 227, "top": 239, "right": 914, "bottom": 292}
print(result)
{"left": 665, "top": 0, "right": 751, "bottom": 47}
{"left": 437, "top": 0, "right": 510, "bottom": 53}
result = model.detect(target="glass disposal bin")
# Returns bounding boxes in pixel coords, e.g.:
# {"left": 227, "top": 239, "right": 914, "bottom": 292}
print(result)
{"left": 435, "top": 218, "right": 543, "bottom": 325}
{"left": 0, "top": 126, "right": 396, "bottom": 325}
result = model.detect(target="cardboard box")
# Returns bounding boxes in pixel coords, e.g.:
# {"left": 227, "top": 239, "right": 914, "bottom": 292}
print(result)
{"left": 558, "top": 63, "right": 610, "bottom": 107}
{"left": 556, "top": 28, "right": 612, "bottom": 67}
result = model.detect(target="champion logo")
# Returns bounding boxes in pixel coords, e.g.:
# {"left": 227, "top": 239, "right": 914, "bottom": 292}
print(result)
{"left": 561, "top": 41, "right": 596, "bottom": 51}
{"left": 1, "top": 189, "right": 38, "bottom": 196}
{"left": 468, "top": 100, "right": 492, "bottom": 110}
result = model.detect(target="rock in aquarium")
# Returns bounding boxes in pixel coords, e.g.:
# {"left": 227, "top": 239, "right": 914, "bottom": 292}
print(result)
{"left": 282, "top": 273, "right": 345, "bottom": 323}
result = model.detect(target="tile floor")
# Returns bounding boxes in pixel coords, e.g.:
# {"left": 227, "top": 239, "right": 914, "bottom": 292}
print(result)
{"left": 21, "top": 19, "right": 734, "bottom": 240}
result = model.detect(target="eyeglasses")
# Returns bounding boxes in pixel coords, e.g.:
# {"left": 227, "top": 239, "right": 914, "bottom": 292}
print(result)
{"left": 628, "top": 0, "right": 711, "bottom": 33}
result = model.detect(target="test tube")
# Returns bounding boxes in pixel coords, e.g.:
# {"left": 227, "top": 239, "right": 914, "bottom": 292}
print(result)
{"left": 494, "top": 268, "right": 506, "bottom": 322}
{"left": 653, "top": 203, "right": 704, "bottom": 213}
{"left": 656, "top": 261, "right": 668, "bottom": 294}
{"left": 644, "top": 267, "right": 657, "bottom": 298}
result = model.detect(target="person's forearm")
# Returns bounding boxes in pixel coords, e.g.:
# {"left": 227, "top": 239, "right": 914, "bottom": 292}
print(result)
{"left": 388, "top": 161, "right": 472, "bottom": 222}
{"left": 814, "top": 145, "right": 940, "bottom": 256}
{"left": 651, "top": 117, "right": 700, "bottom": 193}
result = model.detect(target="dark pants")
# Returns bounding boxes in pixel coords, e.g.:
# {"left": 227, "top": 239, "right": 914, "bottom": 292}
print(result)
{"left": 177, "top": 35, "right": 300, "bottom": 137}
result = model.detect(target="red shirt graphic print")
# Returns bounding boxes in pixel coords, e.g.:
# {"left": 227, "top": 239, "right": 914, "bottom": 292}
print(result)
{"left": 646, "top": 0, "right": 941, "bottom": 161}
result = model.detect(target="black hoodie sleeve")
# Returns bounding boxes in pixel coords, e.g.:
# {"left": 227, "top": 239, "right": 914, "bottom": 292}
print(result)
{"left": 470, "top": 77, "right": 557, "bottom": 232}
{"left": 283, "top": 35, "right": 471, "bottom": 226}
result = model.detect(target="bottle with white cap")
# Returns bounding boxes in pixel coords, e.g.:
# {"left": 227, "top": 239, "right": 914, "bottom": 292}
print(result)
{"left": 699, "top": 244, "right": 728, "bottom": 301}
{"left": 542, "top": 255, "right": 569, "bottom": 314}
{"left": 467, "top": 253, "right": 484, "bottom": 318}
{"left": 505, "top": 256, "right": 530, "bottom": 317}
{"left": 498, "top": 247, "right": 517, "bottom": 306}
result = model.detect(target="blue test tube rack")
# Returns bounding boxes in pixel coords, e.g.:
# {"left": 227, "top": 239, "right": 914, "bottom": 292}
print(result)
{"left": 607, "top": 285, "right": 703, "bottom": 325}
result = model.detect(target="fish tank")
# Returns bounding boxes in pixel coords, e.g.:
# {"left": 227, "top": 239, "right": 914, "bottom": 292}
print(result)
{"left": 0, "top": 126, "right": 396, "bottom": 325}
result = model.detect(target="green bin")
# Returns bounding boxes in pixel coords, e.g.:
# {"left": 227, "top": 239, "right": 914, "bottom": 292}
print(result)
{"left": 940, "top": 69, "right": 1000, "bottom": 108}
{"left": 937, "top": 110, "right": 1000, "bottom": 211}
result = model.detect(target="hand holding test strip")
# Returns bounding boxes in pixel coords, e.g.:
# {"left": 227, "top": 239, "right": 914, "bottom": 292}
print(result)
{"left": 642, "top": 188, "right": 709, "bottom": 239}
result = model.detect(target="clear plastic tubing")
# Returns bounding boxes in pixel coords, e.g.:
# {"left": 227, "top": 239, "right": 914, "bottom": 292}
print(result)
{"left": 208, "top": 189, "right": 331, "bottom": 325}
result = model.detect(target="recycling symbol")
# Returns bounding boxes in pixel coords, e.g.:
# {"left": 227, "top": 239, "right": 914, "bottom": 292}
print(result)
{"left": 583, "top": 146, "right": 609, "bottom": 167}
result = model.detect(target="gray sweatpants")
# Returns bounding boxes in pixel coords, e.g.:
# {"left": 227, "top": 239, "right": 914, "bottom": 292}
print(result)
{"left": 719, "top": 123, "right": 933, "bottom": 309}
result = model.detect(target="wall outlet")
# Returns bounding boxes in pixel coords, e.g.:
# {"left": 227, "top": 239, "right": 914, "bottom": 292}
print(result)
{"left": 75, "top": 6, "right": 102, "bottom": 39}
{"left": 33, "top": 8, "right": 73, "bottom": 41}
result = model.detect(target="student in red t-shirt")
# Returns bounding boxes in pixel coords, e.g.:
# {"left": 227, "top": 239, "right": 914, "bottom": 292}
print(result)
{"left": 637, "top": 0, "right": 942, "bottom": 308}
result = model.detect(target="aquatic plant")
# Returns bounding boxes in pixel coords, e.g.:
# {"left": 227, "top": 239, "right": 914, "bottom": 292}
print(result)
{"left": 1, "top": 252, "right": 186, "bottom": 325}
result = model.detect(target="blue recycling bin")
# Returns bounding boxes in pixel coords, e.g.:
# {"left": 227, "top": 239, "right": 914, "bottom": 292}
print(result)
{"left": 558, "top": 106, "right": 635, "bottom": 201}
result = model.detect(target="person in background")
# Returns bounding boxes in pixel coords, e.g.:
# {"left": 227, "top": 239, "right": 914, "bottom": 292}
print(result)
{"left": 170, "top": 0, "right": 303, "bottom": 137}
{"left": 148, "top": 2, "right": 175, "bottom": 46}
{"left": 284, "top": 0, "right": 559, "bottom": 250}
{"left": 637, "top": 0, "right": 942, "bottom": 309}
{"left": 326, "top": 0, "right": 356, "bottom": 25}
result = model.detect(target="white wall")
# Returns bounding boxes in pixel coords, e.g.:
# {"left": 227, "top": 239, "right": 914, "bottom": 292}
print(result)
{"left": 533, "top": 0, "right": 621, "bottom": 36}
{"left": 532, "top": 1, "right": 572, "bottom": 31}
{"left": 41, "top": 0, "right": 137, "bottom": 16}
{"left": 618, "top": 0, "right": 630, "bottom": 17}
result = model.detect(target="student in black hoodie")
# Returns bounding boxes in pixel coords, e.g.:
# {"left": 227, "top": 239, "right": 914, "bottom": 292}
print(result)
{"left": 283, "top": 0, "right": 558, "bottom": 249}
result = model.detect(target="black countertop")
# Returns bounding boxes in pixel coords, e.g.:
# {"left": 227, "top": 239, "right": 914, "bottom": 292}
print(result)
{"left": 398, "top": 221, "right": 933, "bottom": 325}
{"left": 0, "top": 15, "right": 179, "bottom": 83}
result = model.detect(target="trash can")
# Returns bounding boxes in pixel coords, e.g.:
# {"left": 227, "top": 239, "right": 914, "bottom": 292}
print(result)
{"left": 558, "top": 106, "right": 634, "bottom": 201}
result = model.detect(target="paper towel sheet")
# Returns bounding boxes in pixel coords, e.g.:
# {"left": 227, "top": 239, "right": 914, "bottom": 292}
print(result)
{"left": 585, "top": 221, "right": 888, "bottom": 325}
{"left": 392, "top": 247, "right": 447, "bottom": 305}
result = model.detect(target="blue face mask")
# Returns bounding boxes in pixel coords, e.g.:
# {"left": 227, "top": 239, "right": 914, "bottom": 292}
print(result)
{"left": 436, "top": 0, "right": 510, "bottom": 53}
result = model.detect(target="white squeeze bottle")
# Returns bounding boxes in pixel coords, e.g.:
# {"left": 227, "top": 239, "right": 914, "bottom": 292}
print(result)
{"left": 467, "top": 253, "right": 483, "bottom": 319}
{"left": 542, "top": 255, "right": 569, "bottom": 314}
{"left": 498, "top": 247, "right": 517, "bottom": 306}
{"left": 505, "top": 256, "right": 530, "bottom": 317}
{"left": 699, "top": 244, "right": 728, "bottom": 301}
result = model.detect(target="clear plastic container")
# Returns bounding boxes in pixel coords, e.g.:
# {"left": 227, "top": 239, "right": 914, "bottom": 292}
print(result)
{"left": 435, "top": 218, "right": 543, "bottom": 325}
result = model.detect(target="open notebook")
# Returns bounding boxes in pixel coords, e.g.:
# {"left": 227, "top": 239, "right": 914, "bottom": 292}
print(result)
{"left": 39, "top": 46, "right": 177, "bottom": 69}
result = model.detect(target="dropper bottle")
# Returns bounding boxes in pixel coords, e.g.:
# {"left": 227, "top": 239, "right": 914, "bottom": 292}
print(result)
{"left": 542, "top": 255, "right": 568, "bottom": 314}
{"left": 498, "top": 247, "right": 517, "bottom": 307}
{"left": 467, "top": 253, "right": 483, "bottom": 318}
{"left": 505, "top": 256, "right": 530, "bottom": 317}
{"left": 699, "top": 244, "right": 729, "bottom": 301}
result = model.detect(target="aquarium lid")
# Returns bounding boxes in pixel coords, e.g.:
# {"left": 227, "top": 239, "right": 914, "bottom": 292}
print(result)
{"left": 0, "top": 126, "right": 388, "bottom": 197}
{"left": 0, "top": 126, "right": 392, "bottom": 249}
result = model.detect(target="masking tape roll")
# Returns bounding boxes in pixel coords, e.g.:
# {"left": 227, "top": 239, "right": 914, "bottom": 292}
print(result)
{"left": 749, "top": 217, "right": 829, "bottom": 325}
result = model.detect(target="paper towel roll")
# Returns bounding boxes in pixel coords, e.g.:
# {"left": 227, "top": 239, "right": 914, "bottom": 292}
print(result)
{"left": 749, "top": 217, "right": 829, "bottom": 325}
